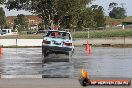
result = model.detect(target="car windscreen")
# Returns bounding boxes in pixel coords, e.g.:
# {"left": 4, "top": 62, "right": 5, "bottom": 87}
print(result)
{"left": 46, "top": 31, "right": 71, "bottom": 40}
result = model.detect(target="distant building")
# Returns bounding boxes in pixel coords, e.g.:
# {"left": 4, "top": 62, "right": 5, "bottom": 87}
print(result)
{"left": 6, "top": 15, "right": 42, "bottom": 30}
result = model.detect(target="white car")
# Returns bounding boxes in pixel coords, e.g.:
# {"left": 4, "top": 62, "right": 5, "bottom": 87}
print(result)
{"left": 42, "top": 30, "right": 74, "bottom": 57}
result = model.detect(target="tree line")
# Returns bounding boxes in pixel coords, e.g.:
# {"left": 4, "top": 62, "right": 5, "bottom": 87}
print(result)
{"left": 0, "top": 0, "right": 127, "bottom": 33}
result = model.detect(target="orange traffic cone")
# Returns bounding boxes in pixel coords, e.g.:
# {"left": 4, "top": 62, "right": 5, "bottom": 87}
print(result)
{"left": 81, "top": 68, "right": 89, "bottom": 78}
{"left": 0, "top": 47, "right": 2, "bottom": 54}
{"left": 85, "top": 41, "right": 92, "bottom": 54}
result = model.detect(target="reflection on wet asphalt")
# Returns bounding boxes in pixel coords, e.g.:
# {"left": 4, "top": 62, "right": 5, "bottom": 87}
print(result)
{"left": 0, "top": 48, "right": 42, "bottom": 76}
{"left": 0, "top": 47, "right": 132, "bottom": 78}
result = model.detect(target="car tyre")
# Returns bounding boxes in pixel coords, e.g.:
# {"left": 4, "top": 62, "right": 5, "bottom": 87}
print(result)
{"left": 42, "top": 47, "right": 49, "bottom": 57}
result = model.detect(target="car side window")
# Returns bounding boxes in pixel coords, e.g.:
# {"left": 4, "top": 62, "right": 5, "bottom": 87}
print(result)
{"left": 45, "top": 31, "right": 71, "bottom": 40}
{"left": 46, "top": 32, "right": 51, "bottom": 37}
{"left": 46, "top": 31, "right": 59, "bottom": 38}
{"left": 51, "top": 32, "right": 55, "bottom": 36}
{"left": 61, "top": 32, "right": 71, "bottom": 39}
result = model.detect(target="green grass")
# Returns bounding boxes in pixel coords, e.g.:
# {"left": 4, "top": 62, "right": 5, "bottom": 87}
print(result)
{"left": 72, "top": 29, "right": 132, "bottom": 38}
{"left": 1, "top": 29, "right": 132, "bottom": 39}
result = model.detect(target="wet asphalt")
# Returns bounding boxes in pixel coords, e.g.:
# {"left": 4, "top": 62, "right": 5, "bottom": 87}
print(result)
{"left": 0, "top": 47, "right": 132, "bottom": 78}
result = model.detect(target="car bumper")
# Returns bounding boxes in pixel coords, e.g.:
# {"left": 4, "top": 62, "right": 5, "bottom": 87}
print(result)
{"left": 42, "top": 45, "right": 73, "bottom": 52}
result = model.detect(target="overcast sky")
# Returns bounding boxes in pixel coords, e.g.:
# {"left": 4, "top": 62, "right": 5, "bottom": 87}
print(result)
{"left": 1, "top": 0, "right": 132, "bottom": 16}
{"left": 92, "top": 0, "right": 132, "bottom": 16}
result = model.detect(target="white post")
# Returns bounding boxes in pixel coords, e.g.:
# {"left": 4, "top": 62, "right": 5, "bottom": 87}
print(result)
{"left": 122, "top": 24, "right": 125, "bottom": 46}
{"left": 122, "top": 25, "right": 125, "bottom": 29}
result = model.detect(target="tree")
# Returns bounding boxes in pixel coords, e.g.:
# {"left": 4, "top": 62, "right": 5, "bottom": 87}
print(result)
{"left": 91, "top": 5, "right": 98, "bottom": 9}
{"left": 78, "top": 8, "right": 96, "bottom": 29}
{"left": 92, "top": 6, "right": 106, "bottom": 27}
{"left": 57, "top": 0, "right": 81, "bottom": 29}
{"left": 109, "top": 7, "right": 126, "bottom": 19}
{"left": 14, "top": 14, "right": 28, "bottom": 34}
{"left": 56, "top": 0, "right": 94, "bottom": 29}
{"left": 5, "top": 0, "right": 94, "bottom": 30}
{"left": 38, "top": 22, "right": 45, "bottom": 29}
{"left": 6, "top": 0, "right": 59, "bottom": 29}
{"left": 108, "top": 2, "right": 118, "bottom": 10}
{"left": 0, "top": 7, "right": 6, "bottom": 29}
{"left": 0, "top": 0, "right": 5, "bottom": 4}
{"left": 4, "top": 23, "right": 10, "bottom": 29}
{"left": 108, "top": 2, "right": 126, "bottom": 19}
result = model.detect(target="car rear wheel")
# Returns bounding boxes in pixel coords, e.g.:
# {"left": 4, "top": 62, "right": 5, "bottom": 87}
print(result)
{"left": 42, "top": 47, "right": 49, "bottom": 57}
{"left": 42, "top": 48, "right": 49, "bottom": 63}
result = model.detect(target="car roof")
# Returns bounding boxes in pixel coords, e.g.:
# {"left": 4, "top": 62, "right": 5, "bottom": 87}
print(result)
{"left": 47, "top": 30, "right": 70, "bottom": 33}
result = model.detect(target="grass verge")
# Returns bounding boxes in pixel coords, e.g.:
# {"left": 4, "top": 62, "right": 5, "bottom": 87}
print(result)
{"left": 1, "top": 29, "right": 132, "bottom": 39}
{"left": 72, "top": 29, "right": 132, "bottom": 38}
